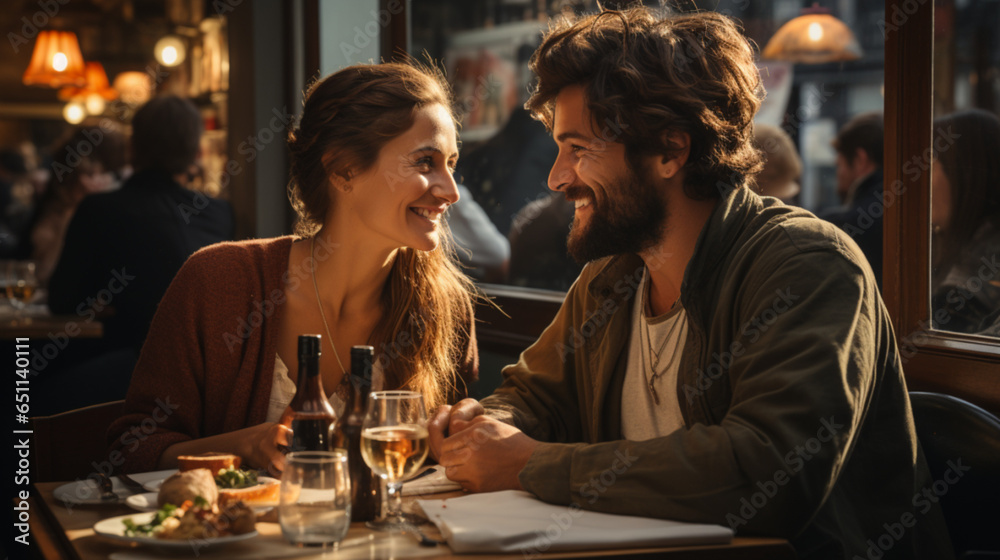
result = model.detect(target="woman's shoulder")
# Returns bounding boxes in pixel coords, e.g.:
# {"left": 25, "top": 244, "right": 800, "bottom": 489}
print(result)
{"left": 186, "top": 236, "right": 296, "bottom": 269}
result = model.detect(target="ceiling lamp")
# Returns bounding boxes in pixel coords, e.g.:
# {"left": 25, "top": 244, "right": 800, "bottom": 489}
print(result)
{"left": 58, "top": 62, "right": 119, "bottom": 115}
{"left": 23, "top": 30, "right": 87, "bottom": 88}
{"left": 761, "top": 5, "right": 862, "bottom": 64}
{"left": 154, "top": 35, "right": 186, "bottom": 67}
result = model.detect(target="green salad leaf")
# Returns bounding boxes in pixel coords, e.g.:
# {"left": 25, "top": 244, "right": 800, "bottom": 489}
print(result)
{"left": 214, "top": 466, "right": 258, "bottom": 489}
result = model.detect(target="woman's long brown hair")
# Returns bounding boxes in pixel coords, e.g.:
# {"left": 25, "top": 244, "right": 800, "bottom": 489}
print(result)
{"left": 286, "top": 62, "right": 477, "bottom": 411}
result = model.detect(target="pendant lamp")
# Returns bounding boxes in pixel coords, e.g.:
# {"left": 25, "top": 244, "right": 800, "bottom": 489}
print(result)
{"left": 23, "top": 30, "right": 87, "bottom": 88}
{"left": 762, "top": 5, "right": 862, "bottom": 64}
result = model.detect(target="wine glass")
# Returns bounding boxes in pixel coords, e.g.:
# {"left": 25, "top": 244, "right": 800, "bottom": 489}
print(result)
{"left": 279, "top": 450, "right": 352, "bottom": 546}
{"left": 360, "top": 390, "right": 429, "bottom": 531}
{"left": 6, "top": 261, "right": 38, "bottom": 324}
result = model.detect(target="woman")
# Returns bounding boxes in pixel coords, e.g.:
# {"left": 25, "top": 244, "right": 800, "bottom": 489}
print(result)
{"left": 107, "top": 62, "right": 479, "bottom": 474}
{"left": 930, "top": 109, "right": 1000, "bottom": 334}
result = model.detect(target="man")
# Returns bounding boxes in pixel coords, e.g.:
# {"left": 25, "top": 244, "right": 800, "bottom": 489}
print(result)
{"left": 42, "top": 95, "right": 233, "bottom": 414}
{"left": 821, "top": 112, "right": 884, "bottom": 287}
{"left": 429, "top": 8, "right": 951, "bottom": 560}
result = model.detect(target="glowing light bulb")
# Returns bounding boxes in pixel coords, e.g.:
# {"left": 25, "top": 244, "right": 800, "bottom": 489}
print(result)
{"left": 85, "top": 93, "right": 106, "bottom": 115}
{"left": 52, "top": 52, "right": 68, "bottom": 72}
{"left": 161, "top": 46, "right": 177, "bottom": 66}
{"left": 154, "top": 36, "right": 186, "bottom": 67}
{"left": 808, "top": 22, "right": 823, "bottom": 42}
{"left": 63, "top": 102, "right": 85, "bottom": 124}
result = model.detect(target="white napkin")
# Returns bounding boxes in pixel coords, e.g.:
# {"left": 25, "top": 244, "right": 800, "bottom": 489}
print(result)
{"left": 417, "top": 490, "right": 733, "bottom": 554}
{"left": 401, "top": 465, "right": 462, "bottom": 496}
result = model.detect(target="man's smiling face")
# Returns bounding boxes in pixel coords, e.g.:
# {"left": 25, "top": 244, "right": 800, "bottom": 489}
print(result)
{"left": 547, "top": 85, "right": 668, "bottom": 264}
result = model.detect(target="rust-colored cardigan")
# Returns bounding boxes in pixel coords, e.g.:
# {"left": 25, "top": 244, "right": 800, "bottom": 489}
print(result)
{"left": 106, "top": 237, "right": 478, "bottom": 473}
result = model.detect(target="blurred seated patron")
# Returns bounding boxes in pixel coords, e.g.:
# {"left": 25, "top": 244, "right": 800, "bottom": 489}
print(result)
{"left": 751, "top": 123, "right": 801, "bottom": 204}
{"left": 930, "top": 109, "right": 1000, "bottom": 335}
{"left": 819, "top": 112, "right": 884, "bottom": 287}
{"left": 107, "top": 63, "right": 479, "bottom": 476}
{"left": 429, "top": 8, "right": 951, "bottom": 559}
{"left": 0, "top": 148, "right": 29, "bottom": 256}
{"left": 39, "top": 96, "right": 233, "bottom": 415}
{"left": 448, "top": 183, "right": 510, "bottom": 282}
{"left": 29, "top": 127, "right": 127, "bottom": 285}
{"left": 456, "top": 106, "right": 558, "bottom": 237}
{"left": 507, "top": 192, "right": 581, "bottom": 290}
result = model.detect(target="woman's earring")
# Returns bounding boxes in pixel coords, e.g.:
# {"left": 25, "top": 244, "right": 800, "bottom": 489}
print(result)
{"left": 343, "top": 182, "right": 352, "bottom": 193}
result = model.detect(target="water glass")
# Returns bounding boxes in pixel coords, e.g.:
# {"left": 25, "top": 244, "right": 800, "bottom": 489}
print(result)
{"left": 279, "top": 450, "right": 351, "bottom": 546}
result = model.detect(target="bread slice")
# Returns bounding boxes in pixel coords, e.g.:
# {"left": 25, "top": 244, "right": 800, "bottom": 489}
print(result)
{"left": 177, "top": 452, "right": 241, "bottom": 473}
{"left": 218, "top": 477, "right": 281, "bottom": 506}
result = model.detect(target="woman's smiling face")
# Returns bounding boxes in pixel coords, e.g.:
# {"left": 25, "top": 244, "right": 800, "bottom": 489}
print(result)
{"left": 342, "top": 103, "right": 460, "bottom": 252}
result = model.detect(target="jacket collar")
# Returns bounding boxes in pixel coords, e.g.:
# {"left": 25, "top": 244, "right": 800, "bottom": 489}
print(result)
{"left": 585, "top": 186, "right": 761, "bottom": 326}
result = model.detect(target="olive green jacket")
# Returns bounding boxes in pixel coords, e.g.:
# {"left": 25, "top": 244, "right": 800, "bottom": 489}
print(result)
{"left": 481, "top": 187, "right": 953, "bottom": 559}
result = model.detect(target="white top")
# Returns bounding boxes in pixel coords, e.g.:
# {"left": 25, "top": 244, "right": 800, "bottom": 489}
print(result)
{"left": 449, "top": 184, "right": 510, "bottom": 271}
{"left": 621, "top": 269, "right": 688, "bottom": 440}
{"left": 265, "top": 354, "right": 385, "bottom": 423}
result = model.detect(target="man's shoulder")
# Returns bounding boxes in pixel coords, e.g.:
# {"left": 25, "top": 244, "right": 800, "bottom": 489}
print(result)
{"left": 749, "top": 209, "right": 871, "bottom": 279}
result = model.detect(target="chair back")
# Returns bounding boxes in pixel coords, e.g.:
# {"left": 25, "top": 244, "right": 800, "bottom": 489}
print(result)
{"left": 909, "top": 391, "right": 1000, "bottom": 558}
{"left": 31, "top": 400, "right": 125, "bottom": 482}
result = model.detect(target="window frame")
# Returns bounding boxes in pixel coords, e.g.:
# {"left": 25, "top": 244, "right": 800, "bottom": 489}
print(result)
{"left": 883, "top": 0, "right": 1000, "bottom": 414}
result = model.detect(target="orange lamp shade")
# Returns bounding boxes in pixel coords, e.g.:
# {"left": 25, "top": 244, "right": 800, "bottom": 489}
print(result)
{"left": 58, "top": 62, "right": 119, "bottom": 101}
{"left": 762, "top": 12, "right": 862, "bottom": 64}
{"left": 23, "top": 30, "right": 87, "bottom": 88}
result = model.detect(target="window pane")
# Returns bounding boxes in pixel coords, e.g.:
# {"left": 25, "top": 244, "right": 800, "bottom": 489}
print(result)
{"left": 930, "top": 0, "right": 1000, "bottom": 337}
{"left": 411, "top": 1, "right": 887, "bottom": 292}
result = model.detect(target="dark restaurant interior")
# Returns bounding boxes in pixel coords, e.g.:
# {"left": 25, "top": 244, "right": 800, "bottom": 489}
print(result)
{"left": 3, "top": 0, "right": 999, "bottom": 559}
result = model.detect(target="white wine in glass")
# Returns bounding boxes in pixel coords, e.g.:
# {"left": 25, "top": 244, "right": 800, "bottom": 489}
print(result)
{"left": 360, "top": 391, "right": 428, "bottom": 531}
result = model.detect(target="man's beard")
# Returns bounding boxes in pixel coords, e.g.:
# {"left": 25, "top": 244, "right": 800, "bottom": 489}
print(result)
{"left": 566, "top": 164, "right": 668, "bottom": 264}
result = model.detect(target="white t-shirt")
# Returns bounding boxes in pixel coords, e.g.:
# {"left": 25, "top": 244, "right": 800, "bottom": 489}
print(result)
{"left": 621, "top": 269, "right": 688, "bottom": 441}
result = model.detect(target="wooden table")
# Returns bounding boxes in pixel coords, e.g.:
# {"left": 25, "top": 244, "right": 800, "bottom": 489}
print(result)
{"left": 27, "top": 481, "right": 797, "bottom": 560}
{"left": 0, "top": 314, "right": 102, "bottom": 340}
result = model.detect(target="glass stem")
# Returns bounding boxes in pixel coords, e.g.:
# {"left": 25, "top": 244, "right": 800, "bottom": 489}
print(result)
{"left": 386, "top": 481, "right": 403, "bottom": 520}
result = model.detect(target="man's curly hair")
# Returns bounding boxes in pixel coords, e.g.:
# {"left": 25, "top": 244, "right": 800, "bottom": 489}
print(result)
{"left": 526, "top": 7, "right": 764, "bottom": 198}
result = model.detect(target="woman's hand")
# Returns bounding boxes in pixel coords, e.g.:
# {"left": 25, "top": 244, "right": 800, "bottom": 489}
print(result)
{"left": 158, "top": 422, "right": 292, "bottom": 475}
{"left": 240, "top": 422, "right": 292, "bottom": 476}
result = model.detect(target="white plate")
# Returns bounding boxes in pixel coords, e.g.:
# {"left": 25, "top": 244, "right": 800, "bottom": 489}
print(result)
{"left": 52, "top": 470, "right": 179, "bottom": 505}
{"left": 93, "top": 512, "right": 258, "bottom": 551}
{"left": 124, "top": 492, "right": 160, "bottom": 512}
{"left": 53, "top": 478, "right": 130, "bottom": 505}
{"left": 132, "top": 469, "right": 179, "bottom": 492}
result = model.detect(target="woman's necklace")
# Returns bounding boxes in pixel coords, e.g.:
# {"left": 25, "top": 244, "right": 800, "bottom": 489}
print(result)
{"left": 641, "top": 278, "right": 685, "bottom": 405}
{"left": 310, "top": 236, "right": 347, "bottom": 378}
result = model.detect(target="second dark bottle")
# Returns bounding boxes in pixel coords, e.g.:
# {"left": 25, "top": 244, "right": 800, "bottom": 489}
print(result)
{"left": 338, "top": 345, "right": 379, "bottom": 521}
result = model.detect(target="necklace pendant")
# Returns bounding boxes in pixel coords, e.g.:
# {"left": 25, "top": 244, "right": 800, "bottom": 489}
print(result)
{"left": 648, "top": 381, "right": 660, "bottom": 405}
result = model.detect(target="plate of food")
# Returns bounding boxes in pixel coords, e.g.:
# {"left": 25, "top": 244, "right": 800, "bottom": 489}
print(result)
{"left": 93, "top": 502, "right": 258, "bottom": 551}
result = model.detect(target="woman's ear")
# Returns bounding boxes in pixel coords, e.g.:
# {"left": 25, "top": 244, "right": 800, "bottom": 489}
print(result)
{"left": 654, "top": 130, "right": 691, "bottom": 180}
{"left": 330, "top": 169, "right": 354, "bottom": 193}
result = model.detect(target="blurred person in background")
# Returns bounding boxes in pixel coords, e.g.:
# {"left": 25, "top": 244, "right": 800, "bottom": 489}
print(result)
{"left": 26, "top": 127, "right": 127, "bottom": 285}
{"left": 0, "top": 148, "right": 29, "bottom": 257}
{"left": 751, "top": 124, "right": 801, "bottom": 204}
{"left": 449, "top": 183, "right": 510, "bottom": 282}
{"left": 930, "top": 109, "right": 1000, "bottom": 335}
{"left": 37, "top": 96, "right": 234, "bottom": 415}
{"left": 820, "top": 112, "right": 885, "bottom": 288}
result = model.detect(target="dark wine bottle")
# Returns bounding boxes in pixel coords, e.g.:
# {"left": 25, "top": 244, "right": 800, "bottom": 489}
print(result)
{"left": 339, "top": 345, "right": 378, "bottom": 521}
{"left": 282, "top": 335, "right": 337, "bottom": 453}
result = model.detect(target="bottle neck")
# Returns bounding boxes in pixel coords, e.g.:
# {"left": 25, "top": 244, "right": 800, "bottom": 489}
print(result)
{"left": 298, "top": 355, "right": 326, "bottom": 402}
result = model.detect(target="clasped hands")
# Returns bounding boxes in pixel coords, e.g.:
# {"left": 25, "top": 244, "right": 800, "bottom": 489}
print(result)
{"left": 428, "top": 398, "right": 539, "bottom": 493}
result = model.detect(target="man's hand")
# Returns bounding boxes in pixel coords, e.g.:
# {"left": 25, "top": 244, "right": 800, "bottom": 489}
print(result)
{"left": 436, "top": 415, "right": 539, "bottom": 493}
{"left": 428, "top": 398, "right": 485, "bottom": 460}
